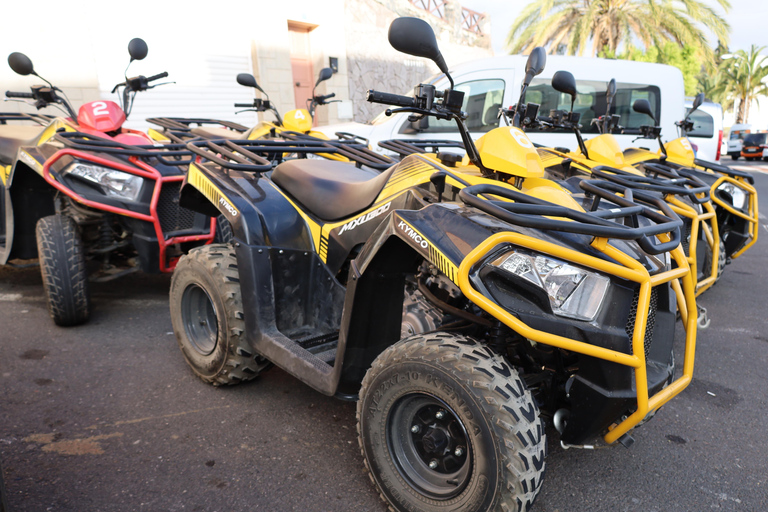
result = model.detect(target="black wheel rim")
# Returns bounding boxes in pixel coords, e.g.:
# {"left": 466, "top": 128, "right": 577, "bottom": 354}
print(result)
{"left": 181, "top": 283, "right": 218, "bottom": 355}
{"left": 386, "top": 393, "right": 471, "bottom": 500}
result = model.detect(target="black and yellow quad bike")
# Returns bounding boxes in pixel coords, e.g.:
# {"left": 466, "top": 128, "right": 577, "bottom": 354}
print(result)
{"left": 620, "top": 94, "right": 758, "bottom": 263}
{"left": 169, "top": 18, "right": 698, "bottom": 512}
{"left": 507, "top": 73, "right": 721, "bottom": 299}
{"left": 0, "top": 39, "right": 216, "bottom": 326}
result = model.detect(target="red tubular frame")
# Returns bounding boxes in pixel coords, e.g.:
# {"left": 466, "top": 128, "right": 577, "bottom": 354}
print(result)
{"left": 42, "top": 148, "right": 216, "bottom": 272}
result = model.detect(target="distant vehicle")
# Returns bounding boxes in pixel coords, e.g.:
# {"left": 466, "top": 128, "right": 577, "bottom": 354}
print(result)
{"left": 726, "top": 123, "right": 751, "bottom": 160}
{"left": 318, "top": 56, "right": 685, "bottom": 153}
{"left": 684, "top": 98, "right": 723, "bottom": 162}
{"left": 740, "top": 132, "right": 767, "bottom": 160}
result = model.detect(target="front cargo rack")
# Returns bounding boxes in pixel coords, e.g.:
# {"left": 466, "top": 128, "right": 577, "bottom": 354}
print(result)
{"left": 378, "top": 138, "right": 465, "bottom": 158}
{"left": 588, "top": 164, "right": 711, "bottom": 203}
{"left": 54, "top": 131, "right": 195, "bottom": 166}
{"left": 146, "top": 117, "right": 249, "bottom": 132}
{"left": 186, "top": 137, "right": 395, "bottom": 172}
{"left": 458, "top": 177, "right": 682, "bottom": 255}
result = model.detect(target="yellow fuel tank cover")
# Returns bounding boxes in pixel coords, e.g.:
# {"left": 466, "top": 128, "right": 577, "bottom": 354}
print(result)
{"left": 282, "top": 109, "right": 312, "bottom": 133}
{"left": 475, "top": 127, "right": 545, "bottom": 179}
{"left": 583, "top": 134, "right": 626, "bottom": 167}
{"left": 664, "top": 137, "right": 696, "bottom": 167}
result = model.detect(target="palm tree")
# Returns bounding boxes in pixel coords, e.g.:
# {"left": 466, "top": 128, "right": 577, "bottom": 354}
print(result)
{"left": 717, "top": 45, "right": 768, "bottom": 123}
{"left": 507, "top": 0, "right": 730, "bottom": 67}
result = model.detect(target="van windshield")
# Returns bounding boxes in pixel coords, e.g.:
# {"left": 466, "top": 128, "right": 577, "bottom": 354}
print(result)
{"left": 525, "top": 79, "right": 661, "bottom": 135}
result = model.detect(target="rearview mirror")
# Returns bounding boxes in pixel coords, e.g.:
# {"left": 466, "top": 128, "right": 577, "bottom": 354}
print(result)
{"left": 691, "top": 92, "right": 704, "bottom": 112}
{"left": 315, "top": 67, "right": 333, "bottom": 87}
{"left": 237, "top": 73, "right": 266, "bottom": 95}
{"left": 607, "top": 78, "right": 616, "bottom": 99}
{"left": 524, "top": 47, "right": 546, "bottom": 84}
{"left": 388, "top": 17, "right": 450, "bottom": 78}
{"left": 8, "top": 52, "right": 34, "bottom": 76}
{"left": 128, "top": 38, "right": 148, "bottom": 62}
{"left": 551, "top": 71, "right": 577, "bottom": 99}
{"left": 633, "top": 99, "right": 656, "bottom": 122}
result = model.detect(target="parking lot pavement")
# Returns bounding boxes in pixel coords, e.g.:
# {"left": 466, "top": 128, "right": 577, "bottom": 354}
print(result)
{"left": 1, "top": 170, "right": 767, "bottom": 512}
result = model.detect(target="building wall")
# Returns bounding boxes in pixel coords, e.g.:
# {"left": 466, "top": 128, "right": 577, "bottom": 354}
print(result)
{"left": 344, "top": 0, "right": 493, "bottom": 122}
{"left": 1, "top": 0, "right": 491, "bottom": 129}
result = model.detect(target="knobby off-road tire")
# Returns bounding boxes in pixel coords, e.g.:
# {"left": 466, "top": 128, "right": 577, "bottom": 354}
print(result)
{"left": 35, "top": 215, "right": 90, "bottom": 326}
{"left": 716, "top": 235, "right": 727, "bottom": 282}
{"left": 170, "top": 243, "right": 271, "bottom": 386}
{"left": 213, "top": 214, "right": 233, "bottom": 244}
{"left": 357, "top": 333, "right": 546, "bottom": 512}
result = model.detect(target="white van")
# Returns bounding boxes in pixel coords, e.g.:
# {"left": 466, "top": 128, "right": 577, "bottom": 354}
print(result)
{"left": 726, "top": 123, "right": 751, "bottom": 160}
{"left": 684, "top": 98, "right": 723, "bottom": 162}
{"left": 319, "top": 56, "right": 685, "bottom": 154}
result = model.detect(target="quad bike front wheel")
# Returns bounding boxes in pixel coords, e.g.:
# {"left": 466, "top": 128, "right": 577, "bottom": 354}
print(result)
{"left": 35, "top": 214, "right": 90, "bottom": 326}
{"left": 357, "top": 333, "right": 546, "bottom": 512}
{"left": 170, "top": 244, "right": 271, "bottom": 385}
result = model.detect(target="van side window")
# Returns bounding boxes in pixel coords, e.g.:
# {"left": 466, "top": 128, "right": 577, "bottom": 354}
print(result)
{"left": 686, "top": 109, "right": 714, "bottom": 138}
{"left": 399, "top": 79, "right": 505, "bottom": 134}
{"left": 525, "top": 79, "right": 661, "bottom": 135}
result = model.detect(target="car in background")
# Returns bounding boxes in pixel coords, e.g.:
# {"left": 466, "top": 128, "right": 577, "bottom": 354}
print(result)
{"left": 685, "top": 98, "right": 723, "bottom": 162}
{"left": 740, "top": 132, "right": 767, "bottom": 160}
{"left": 726, "top": 123, "right": 751, "bottom": 160}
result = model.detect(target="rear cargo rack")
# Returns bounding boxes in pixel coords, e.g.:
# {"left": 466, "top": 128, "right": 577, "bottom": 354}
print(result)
{"left": 146, "top": 117, "right": 249, "bottom": 132}
{"left": 590, "top": 164, "right": 711, "bottom": 203}
{"left": 54, "top": 132, "right": 194, "bottom": 166}
{"left": 0, "top": 112, "right": 55, "bottom": 125}
{"left": 186, "top": 137, "right": 395, "bottom": 173}
{"left": 458, "top": 179, "right": 682, "bottom": 255}
{"left": 378, "top": 138, "right": 465, "bottom": 158}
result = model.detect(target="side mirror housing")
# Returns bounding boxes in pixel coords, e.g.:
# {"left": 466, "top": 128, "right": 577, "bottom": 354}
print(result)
{"left": 691, "top": 92, "right": 704, "bottom": 112}
{"left": 237, "top": 73, "right": 266, "bottom": 95}
{"left": 128, "top": 38, "right": 148, "bottom": 62}
{"left": 315, "top": 67, "right": 333, "bottom": 87}
{"left": 8, "top": 52, "right": 34, "bottom": 76}
{"left": 524, "top": 47, "right": 546, "bottom": 84}
{"left": 388, "top": 17, "right": 450, "bottom": 79}
{"left": 632, "top": 98, "right": 656, "bottom": 123}
{"left": 551, "top": 70, "right": 577, "bottom": 100}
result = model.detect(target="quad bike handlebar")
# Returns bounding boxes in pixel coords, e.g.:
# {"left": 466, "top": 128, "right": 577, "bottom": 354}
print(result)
{"left": 5, "top": 90, "right": 35, "bottom": 99}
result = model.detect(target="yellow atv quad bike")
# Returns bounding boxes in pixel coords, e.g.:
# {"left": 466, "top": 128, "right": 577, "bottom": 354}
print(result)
{"left": 620, "top": 94, "right": 758, "bottom": 263}
{"left": 169, "top": 18, "right": 698, "bottom": 512}
{"left": 516, "top": 74, "right": 720, "bottom": 298}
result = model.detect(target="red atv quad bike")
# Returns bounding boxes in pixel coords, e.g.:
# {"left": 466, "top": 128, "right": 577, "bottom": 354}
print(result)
{"left": 0, "top": 39, "right": 217, "bottom": 326}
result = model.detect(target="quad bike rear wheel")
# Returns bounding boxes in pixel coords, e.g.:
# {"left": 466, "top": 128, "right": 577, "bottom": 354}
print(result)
{"left": 35, "top": 214, "right": 90, "bottom": 326}
{"left": 357, "top": 333, "right": 546, "bottom": 512}
{"left": 170, "top": 243, "right": 271, "bottom": 385}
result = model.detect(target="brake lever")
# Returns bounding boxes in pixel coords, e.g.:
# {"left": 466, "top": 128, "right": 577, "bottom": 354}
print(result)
{"left": 146, "top": 81, "right": 176, "bottom": 90}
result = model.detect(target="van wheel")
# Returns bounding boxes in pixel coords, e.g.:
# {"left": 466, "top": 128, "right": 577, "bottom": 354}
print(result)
{"left": 35, "top": 215, "right": 90, "bottom": 326}
{"left": 357, "top": 333, "right": 546, "bottom": 512}
{"left": 170, "top": 244, "right": 271, "bottom": 385}
{"left": 731, "top": 154, "right": 739, "bottom": 160}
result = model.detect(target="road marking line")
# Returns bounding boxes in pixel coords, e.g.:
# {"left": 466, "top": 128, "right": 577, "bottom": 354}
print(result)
{"left": 0, "top": 293, "right": 22, "bottom": 301}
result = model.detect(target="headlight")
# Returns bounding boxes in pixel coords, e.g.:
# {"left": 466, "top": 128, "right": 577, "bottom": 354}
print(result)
{"left": 716, "top": 182, "right": 746, "bottom": 209}
{"left": 64, "top": 163, "right": 144, "bottom": 201}
{"left": 492, "top": 250, "right": 610, "bottom": 321}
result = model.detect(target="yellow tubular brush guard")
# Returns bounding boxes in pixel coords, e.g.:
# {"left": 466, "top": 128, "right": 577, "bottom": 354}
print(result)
{"left": 664, "top": 194, "right": 719, "bottom": 295}
{"left": 458, "top": 231, "right": 697, "bottom": 445}
{"left": 710, "top": 175, "right": 759, "bottom": 258}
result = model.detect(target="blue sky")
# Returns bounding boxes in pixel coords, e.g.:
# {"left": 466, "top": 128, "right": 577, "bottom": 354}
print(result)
{"left": 463, "top": 0, "right": 767, "bottom": 55}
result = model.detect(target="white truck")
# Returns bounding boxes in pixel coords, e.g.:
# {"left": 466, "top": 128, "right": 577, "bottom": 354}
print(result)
{"left": 319, "top": 55, "right": 685, "bottom": 154}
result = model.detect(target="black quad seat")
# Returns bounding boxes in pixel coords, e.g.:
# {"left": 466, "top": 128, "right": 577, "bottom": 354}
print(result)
{"left": 271, "top": 159, "right": 395, "bottom": 221}
{"left": 189, "top": 126, "right": 246, "bottom": 140}
{"left": 0, "top": 125, "right": 45, "bottom": 165}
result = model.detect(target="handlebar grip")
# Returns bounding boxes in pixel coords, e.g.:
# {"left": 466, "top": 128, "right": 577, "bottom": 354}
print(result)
{"left": 147, "top": 72, "right": 169, "bottom": 82}
{"left": 324, "top": 92, "right": 336, "bottom": 100}
{"left": 5, "top": 91, "right": 35, "bottom": 99}
{"left": 234, "top": 103, "right": 253, "bottom": 108}
{"left": 366, "top": 89, "right": 416, "bottom": 108}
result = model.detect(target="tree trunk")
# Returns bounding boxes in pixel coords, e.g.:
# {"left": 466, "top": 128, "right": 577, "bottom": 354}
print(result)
{"left": 736, "top": 97, "right": 747, "bottom": 124}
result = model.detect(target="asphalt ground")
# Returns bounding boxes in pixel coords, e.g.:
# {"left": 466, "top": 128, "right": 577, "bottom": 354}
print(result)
{"left": 1, "top": 163, "right": 767, "bottom": 512}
